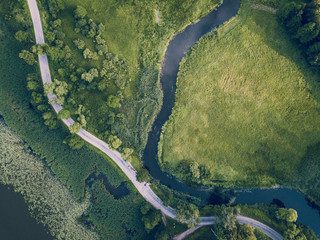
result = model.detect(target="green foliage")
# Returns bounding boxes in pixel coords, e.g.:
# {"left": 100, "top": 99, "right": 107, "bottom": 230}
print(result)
{"left": 86, "top": 181, "right": 148, "bottom": 240}
{"left": 19, "top": 49, "right": 36, "bottom": 65}
{"left": 276, "top": 208, "right": 298, "bottom": 223}
{"left": 122, "top": 147, "right": 134, "bottom": 161}
{"left": 31, "top": 43, "right": 47, "bottom": 56}
{"left": 215, "top": 205, "right": 240, "bottom": 231}
{"left": 63, "top": 134, "right": 84, "bottom": 150}
{"left": 175, "top": 203, "right": 200, "bottom": 228}
{"left": 73, "top": 39, "right": 85, "bottom": 49}
{"left": 0, "top": 15, "right": 149, "bottom": 239}
{"left": 69, "top": 122, "right": 82, "bottom": 134}
{"left": 107, "top": 95, "right": 121, "bottom": 108}
{"left": 58, "top": 109, "right": 71, "bottom": 119}
{"left": 44, "top": 79, "right": 68, "bottom": 105}
{"left": 136, "top": 167, "right": 151, "bottom": 183}
{"left": 15, "top": 30, "right": 30, "bottom": 42}
{"left": 42, "top": 111, "right": 59, "bottom": 129}
{"left": 107, "top": 135, "right": 122, "bottom": 149}
{"left": 239, "top": 203, "right": 317, "bottom": 238}
{"left": 140, "top": 203, "right": 161, "bottom": 231}
{"left": 277, "top": 0, "right": 320, "bottom": 66}
{"left": 74, "top": 6, "right": 87, "bottom": 19}
{"left": 254, "top": 228, "right": 270, "bottom": 240}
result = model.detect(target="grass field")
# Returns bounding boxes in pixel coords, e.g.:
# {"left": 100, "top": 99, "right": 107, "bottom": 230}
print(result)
{"left": 159, "top": 0, "right": 320, "bottom": 202}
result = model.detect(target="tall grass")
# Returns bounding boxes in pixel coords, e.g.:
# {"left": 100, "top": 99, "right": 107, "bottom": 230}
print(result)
{"left": 159, "top": 0, "right": 320, "bottom": 198}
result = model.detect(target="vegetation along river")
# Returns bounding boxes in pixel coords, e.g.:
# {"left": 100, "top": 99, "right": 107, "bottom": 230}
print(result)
{"left": 142, "top": 0, "right": 320, "bottom": 236}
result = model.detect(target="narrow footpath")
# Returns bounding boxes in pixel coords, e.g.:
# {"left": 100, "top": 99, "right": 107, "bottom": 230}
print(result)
{"left": 26, "top": 0, "right": 283, "bottom": 239}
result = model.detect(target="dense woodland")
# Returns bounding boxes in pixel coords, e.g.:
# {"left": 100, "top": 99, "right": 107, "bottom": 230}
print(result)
{"left": 278, "top": 0, "right": 320, "bottom": 68}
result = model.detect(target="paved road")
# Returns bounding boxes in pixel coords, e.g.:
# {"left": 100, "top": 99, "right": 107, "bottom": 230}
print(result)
{"left": 174, "top": 226, "right": 202, "bottom": 240}
{"left": 26, "top": 0, "right": 283, "bottom": 239}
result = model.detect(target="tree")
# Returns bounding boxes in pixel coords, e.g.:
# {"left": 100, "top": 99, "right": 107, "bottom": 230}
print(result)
{"left": 31, "top": 92, "right": 44, "bottom": 105}
{"left": 107, "top": 95, "right": 121, "bottom": 108}
{"left": 58, "top": 109, "right": 71, "bottom": 119}
{"left": 44, "top": 82, "right": 55, "bottom": 94}
{"left": 136, "top": 167, "right": 151, "bottom": 183}
{"left": 295, "top": 22, "right": 319, "bottom": 43}
{"left": 237, "top": 224, "right": 256, "bottom": 240}
{"left": 63, "top": 135, "right": 84, "bottom": 150}
{"left": 31, "top": 44, "right": 47, "bottom": 56}
{"left": 96, "top": 44, "right": 108, "bottom": 55}
{"left": 216, "top": 205, "right": 240, "bottom": 231}
{"left": 44, "top": 79, "right": 68, "bottom": 105}
{"left": 81, "top": 68, "right": 98, "bottom": 83}
{"left": 276, "top": 208, "right": 298, "bottom": 223}
{"left": 52, "top": 19, "right": 62, "bottom": 28}
{"left": 254, "top": 228, "right": 269, "bottom": 240}
{"left": 19, "top": 50, "right": 36, "bottom": 65}
{"left": 42, "top": 112, "right": 58, "bottom": 129}
{"left": 46, "top": 31, "right": 56, "bottom": 43}
{"left": 69, "top": 122, "right": 82, "bottom": 134}
{"left": 122, "top": 148, "right": 134, "bottom": 161}
{"left": 81, "top": 72, "right": 94, "bottom": 82}
{"left": 142, "top": 210, "right": 161, "bottom": 231}
{"left": 27, "top": 81, "right": 39, "bottom": 91}
{"left": 175, "top": 204, "right": 200, "bottom": 228}
{"left": 74, "top": 6, "right": 87, "bottom": 19}
{"left": 277, "top": 2, "right": 305, "bottom": 33}
{"left": 107, "top": 135, "right": 122, "bottom": 149}
{"left": 73, "top": 39, "right": 85, "bottom": 49}
{"left": 154, "top": 230, "right": 169, "bottom": 240}
{"left": 307, "top": 42, "right": 320, "bottom": 65}
{"left": 284, "top": 224, "right": 302, "bottom": 240}
{"left": 15, "top": 30, "right": 29, "bottom": 42}
{"left": 97, "top": 23, "right": 105, "bottom": 35}
{"left": 76, "top": 18, "right": 87, "bottom": 28}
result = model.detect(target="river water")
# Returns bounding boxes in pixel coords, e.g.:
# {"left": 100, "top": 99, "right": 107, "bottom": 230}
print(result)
{"left": 142, "top": 0, "right": 320, "bottom": 236}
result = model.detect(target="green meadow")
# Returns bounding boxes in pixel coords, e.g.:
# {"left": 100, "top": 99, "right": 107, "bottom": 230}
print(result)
{"left": 159, "top": 0, "right": 320, "bottom": 203}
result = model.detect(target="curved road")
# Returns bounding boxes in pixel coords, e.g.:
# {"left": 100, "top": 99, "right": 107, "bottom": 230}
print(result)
{"left": 26, "top": 0, "right": 283, "bottom": 239}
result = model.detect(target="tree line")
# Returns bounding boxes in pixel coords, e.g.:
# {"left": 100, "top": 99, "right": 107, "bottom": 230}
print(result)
{"left": 278, "top": 0, "right": 320, "bottom": 68}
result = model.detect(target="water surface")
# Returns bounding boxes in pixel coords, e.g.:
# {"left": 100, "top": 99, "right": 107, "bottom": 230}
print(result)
{"left": 0, "top": 184, "right": 53, "bottom": 240}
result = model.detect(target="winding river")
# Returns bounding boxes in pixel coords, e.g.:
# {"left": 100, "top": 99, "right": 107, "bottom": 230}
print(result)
{"left": 142, "top": 0, "right": 320, "bottom": 236}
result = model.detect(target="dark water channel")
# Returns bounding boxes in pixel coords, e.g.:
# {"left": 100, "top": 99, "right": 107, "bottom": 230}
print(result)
{"left": 142, "top": 0, "right": 320, "bottom": 237}
{"left": 85, "top": 172, "right": 130, "bottom": 199}
{"left": 0, "top": 184, "right": 53, "bottom": 240}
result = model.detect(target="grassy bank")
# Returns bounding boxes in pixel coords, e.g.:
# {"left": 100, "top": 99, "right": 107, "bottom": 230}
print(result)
{"left": 159, "top": 0, "right": 320, "bottom": 204}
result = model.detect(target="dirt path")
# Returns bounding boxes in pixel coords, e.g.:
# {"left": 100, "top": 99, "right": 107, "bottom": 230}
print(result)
{"left": 252, "top": 4, "right": 277, "bottom": 14}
